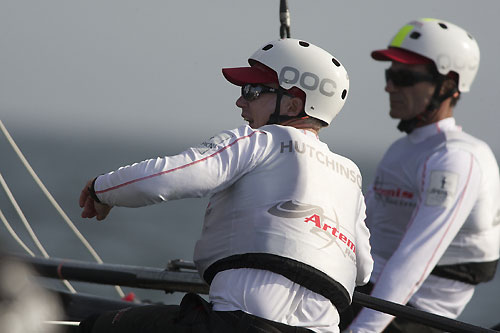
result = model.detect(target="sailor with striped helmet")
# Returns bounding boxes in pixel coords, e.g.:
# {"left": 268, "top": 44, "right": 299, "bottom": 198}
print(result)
{"left": 79, "top": 38, "right": 373, "bottom": 332}
{"left": 344, "top": 18, "right": 500, "bottom": 333}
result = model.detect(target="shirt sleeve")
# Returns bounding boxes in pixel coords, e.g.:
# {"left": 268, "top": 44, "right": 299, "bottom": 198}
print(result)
{"left": 348, "top": 148, "right": 481, "bottom": 333}
{"left": 94, "top": 126, "right": 270, "bottom": 207}
{"left": 355, "top": 192, "right": 373, "bottom": 286}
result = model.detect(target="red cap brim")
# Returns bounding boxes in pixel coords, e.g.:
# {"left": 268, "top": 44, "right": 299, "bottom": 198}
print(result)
{"left": 222, "top": 66, "right": 278, "bottom": 86}
{"left": 371, "top": 47, "right": 433, "bottom": 65}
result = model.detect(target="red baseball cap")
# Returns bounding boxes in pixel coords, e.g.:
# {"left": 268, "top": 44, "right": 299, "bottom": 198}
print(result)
{"left": 371, "top": 47, "right": 433, "bottom": 65}
{"left": 222, "top": 63, "right": 278, "bottom": 86}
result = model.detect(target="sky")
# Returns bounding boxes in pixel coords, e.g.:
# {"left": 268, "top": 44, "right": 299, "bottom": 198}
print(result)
{"left": 1, "top": 0, "right": 500, "bottom": 327}
{"left": 1, "top": 0, "right": 499, "bottom": 160}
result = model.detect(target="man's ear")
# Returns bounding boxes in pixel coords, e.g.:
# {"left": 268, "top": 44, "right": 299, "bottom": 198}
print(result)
{"left": 284, "top": 97, "right": 304, "bottom": 117}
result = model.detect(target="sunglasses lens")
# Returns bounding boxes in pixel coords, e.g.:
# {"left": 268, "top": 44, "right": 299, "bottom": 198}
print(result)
{"left": 385, "top": 69, "right": 435, "bottom": 86}
{"left": 385, "top": 69, "right": 409, "bottom": 86}
{"left": 240, "top": 84, "right": 287, "bottom": 101}
{"left": 241, "top": 84, "right": 260, "bottom": 101}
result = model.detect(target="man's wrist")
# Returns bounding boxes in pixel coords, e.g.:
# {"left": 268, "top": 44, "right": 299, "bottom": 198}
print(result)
{"left": 88, "top": 177, "right": 102, "bottom": 203}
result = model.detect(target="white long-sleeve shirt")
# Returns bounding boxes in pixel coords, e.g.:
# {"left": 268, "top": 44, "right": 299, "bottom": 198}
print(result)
{"left": 349, "top": 118, "right": 500, "bottom": 332}
{"left": 94, "top": 124, "right": 373, "bottom": 332}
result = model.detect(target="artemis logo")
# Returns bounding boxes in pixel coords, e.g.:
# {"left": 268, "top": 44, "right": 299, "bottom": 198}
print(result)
{"left": 268, "top": 200, "right": 356, "bottom": 259}
{"left": 279, "top": 66, "right": 337, "bottom": 97}
{"left": 268, "top": 200, "right": 324, "bottom": 218}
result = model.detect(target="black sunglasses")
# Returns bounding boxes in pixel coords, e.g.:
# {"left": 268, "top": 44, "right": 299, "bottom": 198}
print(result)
{"left": 385, "top": 69, "right": 436, "bottom": 87}
{"left": 241, "top": 84, "right": 292, "bottom": 101}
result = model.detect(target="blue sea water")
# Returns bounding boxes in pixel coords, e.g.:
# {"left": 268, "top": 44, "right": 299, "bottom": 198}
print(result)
{"left": 1, "top": 127, "right": 499, "bottom": 329}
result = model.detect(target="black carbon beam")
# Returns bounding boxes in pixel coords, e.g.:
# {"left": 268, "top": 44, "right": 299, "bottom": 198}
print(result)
{"left": 353, "top": 291, "right": 497, "bottom": 333}
{"left": 15, "top": 254, "right": 498, "bottom": 333}
{"left": 21, "top": 254, "right": 208, "bottom": 295}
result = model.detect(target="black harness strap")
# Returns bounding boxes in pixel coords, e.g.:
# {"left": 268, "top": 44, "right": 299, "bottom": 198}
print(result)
{"left": 204, "top": 253, "right": 351, "bottom": 312}
{"left": 431, "top": 260, "right": 499, "bottom": 285}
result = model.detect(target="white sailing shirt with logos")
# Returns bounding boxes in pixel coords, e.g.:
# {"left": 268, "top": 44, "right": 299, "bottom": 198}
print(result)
{"left": 349, "top": 118, "right": 500, "bottom": 333}
{"left": 94, "top": 124, "right": 373, "bottom": 333}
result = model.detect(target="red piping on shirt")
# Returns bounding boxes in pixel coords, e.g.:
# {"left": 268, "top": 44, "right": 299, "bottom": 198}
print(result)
{"left": 357, "top": 154, "right": 430, "bottom": 327}
{"left": 96, "top": 130, "right": 264, "bottom": 194}
{"left": 355, "top": 154, "right": 474, "bottom": 328}
{"left": 404, "top": 153, "right": 474, "bottom": 303}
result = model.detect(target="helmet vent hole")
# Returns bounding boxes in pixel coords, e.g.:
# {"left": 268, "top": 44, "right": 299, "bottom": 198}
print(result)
{"left": 410, "top": 32, "right": 421, "bottom": 39}
{"left": 262, "top": 44, "right": 273, "bottom": 51}
{"left": 331, "top": 57, "right": 341, "bottom": 67}
{"left": 438, "top": 23, "right": 448, "bottom": 29}
{"left": 298, "top": 41, "right": 310, "bottom": 47}
{"left": 341, "top": 89, "right": 347, "bottom": 100}
{"left": 467, "top": 33, "right": 474, "bottom": 40}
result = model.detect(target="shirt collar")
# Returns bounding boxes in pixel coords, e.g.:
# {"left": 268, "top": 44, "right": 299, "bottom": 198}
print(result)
{"left": 407, "top": 117, "right": 462, "bottom": 143}
{"left": 301, "top": 128, "right": 320, "bottom": 140}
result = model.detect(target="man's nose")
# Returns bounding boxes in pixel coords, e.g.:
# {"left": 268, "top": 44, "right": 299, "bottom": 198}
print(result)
{"left": 236, "top": 95, "right": 247, "bottom": 108}
{"left": 385, "top": 79, "right": 396, "bottom": 93}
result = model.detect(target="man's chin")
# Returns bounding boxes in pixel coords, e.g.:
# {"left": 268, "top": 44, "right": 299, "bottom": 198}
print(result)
{"left": 389, "top": 110, "right": 401, "bottom": 119}
{"left": 389, "top": 109, "right": 412, "bottom": 120}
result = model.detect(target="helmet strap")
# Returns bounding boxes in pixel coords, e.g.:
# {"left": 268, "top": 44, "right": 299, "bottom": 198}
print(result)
{"left": 266, "top": 88, "right": 307, "bottom": 125}
{"left": 397, "top": 76, "right": 457, "bottom": 134}
{"left": 397, "top": 117, "right": 419, "bottom": 134}
{"left": 267, "top": 89, "right": 285, "bottom": 125}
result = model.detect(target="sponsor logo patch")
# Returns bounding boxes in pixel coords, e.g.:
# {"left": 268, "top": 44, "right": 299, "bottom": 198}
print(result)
{"left": 425, "top": 170, "right": 459, "bottom": 207}
{"left": 195, "top": 132, "right": 233, "bottom": 154}
{"left": 372, "top": 176, "right": 416, "bottom": 208}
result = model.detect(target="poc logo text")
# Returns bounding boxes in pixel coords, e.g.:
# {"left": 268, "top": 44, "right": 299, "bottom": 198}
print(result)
{"left": 279, "top": 66, "right": 337, "bottom": 97}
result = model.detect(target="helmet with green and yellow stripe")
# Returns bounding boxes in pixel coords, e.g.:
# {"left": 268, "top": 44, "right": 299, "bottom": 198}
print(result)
{"left": 372, "top": 18, "right": 479, "bottom": 92}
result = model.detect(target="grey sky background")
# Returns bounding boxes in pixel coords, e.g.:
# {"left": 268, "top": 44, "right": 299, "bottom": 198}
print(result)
{"left": 2, "top": 0, "right": 500, "bottom": 327}
{"left": 1, "top": 0, "right": 499, "bottom": 159}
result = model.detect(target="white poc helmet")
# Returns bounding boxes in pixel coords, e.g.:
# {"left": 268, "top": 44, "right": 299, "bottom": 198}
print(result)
{"left": 372, "top": 18, "right": 480, "bottom": 92}
{"left": 223, "top": 38, "right": 349, "bottom": 125}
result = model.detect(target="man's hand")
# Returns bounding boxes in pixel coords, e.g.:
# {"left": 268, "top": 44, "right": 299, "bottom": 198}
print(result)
{"left": 79, "top": 178, "right": 112, "bottom": 221}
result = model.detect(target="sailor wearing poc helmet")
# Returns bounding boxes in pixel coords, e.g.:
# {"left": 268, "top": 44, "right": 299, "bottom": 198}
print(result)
{"left": 80, "top": 38, "right": 373, "bottom": 332}
{"left": 345, "top": 19, "right": 500, "bottom": 332}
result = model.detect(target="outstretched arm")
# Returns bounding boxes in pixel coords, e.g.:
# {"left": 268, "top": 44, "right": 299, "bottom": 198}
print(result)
{"left": 78, "top": 126, "right": 269, "bottom": 217}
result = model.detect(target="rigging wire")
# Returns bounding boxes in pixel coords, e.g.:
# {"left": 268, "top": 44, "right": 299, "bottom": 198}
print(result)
{"left": 0, "top": 172, "right": 50, "bottom": 258}
{"left": 0, "top": 208, "right": 35, "bottom": 257}
{"left": 0, "top": 172, "right": 76, "bottom": 293}
{"left": 0, "top": 119, "right": 125, "bottom": 298}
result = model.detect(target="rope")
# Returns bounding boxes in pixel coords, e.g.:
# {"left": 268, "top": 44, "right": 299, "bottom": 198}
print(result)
{"left": 0, "top": 120, "right": 124, "bottom": 297}
{"left": 0, "top": 172, "right": 77, "bottom": 293}
{"left": 0, "top": 208, "right": 35, "bottom": 256}
{"left": 43, "top": 321, "right": 80, "bottom": 326}
{"left": 0, "top": 172, "right": 51, "bottom": 258}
